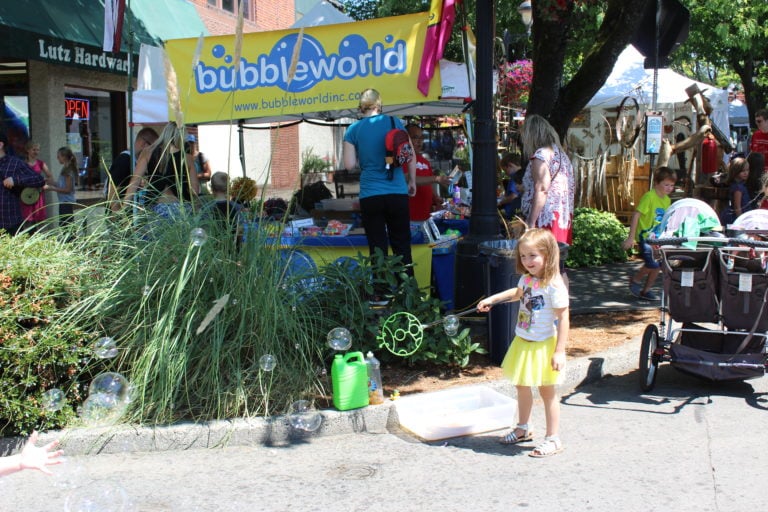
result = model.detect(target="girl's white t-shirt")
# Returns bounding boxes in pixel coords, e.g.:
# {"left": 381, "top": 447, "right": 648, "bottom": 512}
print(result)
{"left": 514, "top": 275, "right": 569, "bottom": 341}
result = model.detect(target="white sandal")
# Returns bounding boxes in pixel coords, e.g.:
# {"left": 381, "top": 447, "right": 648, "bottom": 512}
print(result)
{"left": 529, "top": 435, "right": 564, "bottom": 457}
{"left": 499, "top": 424, "right": 533, "bottom": 445}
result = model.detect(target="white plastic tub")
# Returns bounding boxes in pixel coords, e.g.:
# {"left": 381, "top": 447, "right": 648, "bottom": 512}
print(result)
{"left": 394, "top": 385, "right": 517, "bottom": 441}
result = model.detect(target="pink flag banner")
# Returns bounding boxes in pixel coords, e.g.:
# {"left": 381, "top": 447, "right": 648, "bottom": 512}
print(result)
{"left": 417, "top": 0, "right": 457, "bottom": 96}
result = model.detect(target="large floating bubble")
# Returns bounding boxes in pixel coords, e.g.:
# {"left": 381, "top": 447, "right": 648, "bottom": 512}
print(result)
{"left": 89, "top": 372, "right": 131, "bottom": 404}
{"left": 287, "top": 400, "right": 322, "bottom": 432}
{"left": 93, "top": 337, "right": 119, "bottom": 359}
{"left": 327, "top": 327, "right": 352, "bottom": 351}
{"left": 190, "top": 227, "right": 208, "bottom": 247}
{"left": 259, "top": 354, "right": 277, "bottom": 372}
{"left": 80, "top": 392, "right": 126, "bottom": 426}
{"left": 41, "top": 388, "right": 65, "bottom": 412}
{"left": 64, "top": 480, "right": 131, "bottom": 512}
{"left": 443, "top": 315, "right": 460, "bottom": 337}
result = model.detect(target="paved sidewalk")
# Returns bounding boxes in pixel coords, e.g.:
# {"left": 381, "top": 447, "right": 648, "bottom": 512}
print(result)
{"left": 568, "top": 260, "right": 661, "bottom": 314}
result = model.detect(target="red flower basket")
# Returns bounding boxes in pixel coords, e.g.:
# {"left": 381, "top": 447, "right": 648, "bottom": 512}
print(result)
{"left": 497, "top": 59, "right": 533, "bottom": 107}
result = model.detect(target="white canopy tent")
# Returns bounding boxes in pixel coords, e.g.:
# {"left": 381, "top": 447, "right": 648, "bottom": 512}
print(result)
{"left": 571, "top": 45, "right": 729, "bottom": 160}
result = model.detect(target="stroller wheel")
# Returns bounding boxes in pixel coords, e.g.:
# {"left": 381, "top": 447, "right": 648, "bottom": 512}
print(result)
{"left": 639, "top": 324, "right": 660, "bottom": 392}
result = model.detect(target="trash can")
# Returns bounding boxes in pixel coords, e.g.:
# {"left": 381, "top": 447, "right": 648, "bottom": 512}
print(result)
{"left": 479, "top": 240, "right": 569, "bottom": 366}
{"left": 479, "top": 240, "right": 520, "bottom": 365}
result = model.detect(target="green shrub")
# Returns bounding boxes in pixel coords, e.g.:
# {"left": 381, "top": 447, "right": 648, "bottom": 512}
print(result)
{"left": 0, "top": 234, "right": 100, "bottom": 437}
{"left": 566, "top": 208, "right": 629, "bottom": 268}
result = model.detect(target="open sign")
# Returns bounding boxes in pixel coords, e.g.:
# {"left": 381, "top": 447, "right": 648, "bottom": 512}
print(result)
{"left": 64, "top": 97, "right": 90, "bottom": 120}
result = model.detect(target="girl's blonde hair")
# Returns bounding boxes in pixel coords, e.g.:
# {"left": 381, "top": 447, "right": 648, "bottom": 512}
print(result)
{"left": 146, "top": 121, "right": 185, "bottom": 176}
{"left": 57, "top": 146, "right": 78, "bottom": 176}
{"left": 515, "top": 228, "right": 561, "bottom": 285}
{"left": 358, "top": 88, "right": 382, "bottom": 114}
{"left": 521, "top": 114, "right": 561, "bottom": 155}
{"left": 25, "top": 140, "right": 40, "bottom": 153}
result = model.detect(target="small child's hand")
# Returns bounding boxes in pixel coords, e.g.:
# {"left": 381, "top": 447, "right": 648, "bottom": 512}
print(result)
{"left": 19, "top": 431, "right": 63, "bottom": 475}
{"left": 621, "top": 238, "right": 633, "bottom": 251}
{"left": 2, "top": 177, "right": 13, "bottom": 189}
{"left": 477, "top": 299, "right": 493, "bottom": 313}
{"left": 551, "top": 351, "right": 566, "bottom": 372}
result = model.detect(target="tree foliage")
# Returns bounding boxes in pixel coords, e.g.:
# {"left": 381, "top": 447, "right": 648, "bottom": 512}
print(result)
{"left": 340, "top": 1, "right": 653, "bottom": 139}
{"left": 672, "top": 0, "right": 768, "bottom": 129}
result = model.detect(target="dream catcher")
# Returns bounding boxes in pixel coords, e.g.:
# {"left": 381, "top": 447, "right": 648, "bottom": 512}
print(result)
{"left": 615, "top": 96, "right": 643, "bottom": 150}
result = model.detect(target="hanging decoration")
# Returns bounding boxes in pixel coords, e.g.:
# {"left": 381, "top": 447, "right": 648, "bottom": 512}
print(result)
{"left": 497, "top": 59, "right": 533, "bottom": 107}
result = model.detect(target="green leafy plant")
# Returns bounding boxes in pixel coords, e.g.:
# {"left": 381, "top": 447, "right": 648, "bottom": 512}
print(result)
{"left": 300, "top": 147, "right": 332, "bottom": 174}
{"left": 0, "top": 233, "right": 103, "bottom": 436}
{"left": 566, "top": 207, "right": 629, "bottom": 268}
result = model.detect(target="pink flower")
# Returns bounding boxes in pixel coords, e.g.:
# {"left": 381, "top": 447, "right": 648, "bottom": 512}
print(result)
{"left": 497, "top": 59, "right": 533, "bottom": 106}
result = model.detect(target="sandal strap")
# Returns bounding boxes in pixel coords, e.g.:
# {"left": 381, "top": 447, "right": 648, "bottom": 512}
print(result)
{"left": 533, "top": 436, "right": 562, "bottom": 455}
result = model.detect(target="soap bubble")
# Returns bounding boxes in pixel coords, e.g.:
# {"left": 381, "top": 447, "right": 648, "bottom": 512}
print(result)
{"left": 41, "top": 388, "right": 65, "bottom": 412}
{"left": 142, "top": 286, "right": 151, "bottom": 296}
{"left": 443, "top": 315, "right": 460, "bottom": 337}
{"left": 89, "top": 372, "right": 132, "bottom": 404}
{"left": 80, "top": 392, "right": 126, "bottom": 426}
{"left": 287, "top": 400, "right": 322, "bottom": 432}
{"left": 259, "top": 354, "right": 277, "bottom": 372}
{"left": 327, "top": 327, "right": 352, "bottom": 351}
{"left": 64, "top": 480, "right": 131, "bottom": 512}
{"left": 52, "top": 459, "right": 87, "bottom": 490}
{"left": 93, "top": 337, "right": 119, "bottom": 359}
{"left": 190, "top": 227, "right": 208, "bottom": 247}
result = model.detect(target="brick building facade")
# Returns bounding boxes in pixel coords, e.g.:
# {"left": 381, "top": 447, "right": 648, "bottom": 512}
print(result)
{"left": 189, "top": 0, "right": 300, "bottom": 189}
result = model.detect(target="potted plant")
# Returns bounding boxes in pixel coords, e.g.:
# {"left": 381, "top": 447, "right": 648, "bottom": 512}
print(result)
{"left": 301, "top": 147, "right": 331, "bottom": 186}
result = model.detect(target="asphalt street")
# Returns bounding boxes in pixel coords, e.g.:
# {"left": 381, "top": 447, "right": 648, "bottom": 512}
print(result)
{"left": 2, "top": 360, "right": 767, "bottom": 512}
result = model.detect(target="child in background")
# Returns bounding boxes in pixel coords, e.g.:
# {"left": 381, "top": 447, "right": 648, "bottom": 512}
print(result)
{"left": 497, "top": 153, "right": 522, "bottom": 219}
{"left": 0, "top": 431, "right": 62, "bottom": 477}
{"left": 45, "top": 147, "right": 77, "bottom": 229}
{"left": 622, "top": 166, "right": 677, "bottom": 301}
{"left": 477, "top": 228, "right": 569, "bottom": 458}
{"left": 719, "top": 157, "right": 752, "bottom": 225}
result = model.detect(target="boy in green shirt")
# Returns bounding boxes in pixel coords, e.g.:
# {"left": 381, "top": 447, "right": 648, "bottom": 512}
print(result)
{"left": 622, "top": 167, "right": 677, "bottom": 300}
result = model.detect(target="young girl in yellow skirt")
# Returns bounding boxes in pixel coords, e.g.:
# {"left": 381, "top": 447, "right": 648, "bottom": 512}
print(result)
{"left": 477, "top": 228, "right": 569, "bottom": 457}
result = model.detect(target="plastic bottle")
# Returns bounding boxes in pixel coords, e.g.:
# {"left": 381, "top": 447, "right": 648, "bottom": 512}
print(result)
{"left": 452, "top": 185, "right": 461, "bottom": 206}
{"left": 365, "top": 351, "right": 384, "bottom": 405}
{"left": 331, "top": 352, "right": 369, "bottom": 411}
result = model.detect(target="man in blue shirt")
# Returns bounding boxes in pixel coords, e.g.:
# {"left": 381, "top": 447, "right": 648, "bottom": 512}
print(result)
{"left": 0, "top": 132, "right": 46, "bottom": 235}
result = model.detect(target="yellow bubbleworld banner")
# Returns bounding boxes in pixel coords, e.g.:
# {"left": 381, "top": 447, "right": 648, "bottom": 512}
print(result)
{"left": 164, "top": 12, "right": 440, "bottom": 124}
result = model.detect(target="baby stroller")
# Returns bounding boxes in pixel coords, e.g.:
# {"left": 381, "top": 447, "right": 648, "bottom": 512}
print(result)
{"left": 639, "top": 199, "right": 768, "bottom": 391}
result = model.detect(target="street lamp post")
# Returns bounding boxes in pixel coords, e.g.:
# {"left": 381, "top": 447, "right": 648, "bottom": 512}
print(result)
{"left": 453, "top": 0, "right": 533, "bottom": 312}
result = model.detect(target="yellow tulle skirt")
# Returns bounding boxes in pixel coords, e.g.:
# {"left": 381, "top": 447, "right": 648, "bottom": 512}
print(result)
{"left": 501, "top": 335, "right": 562, "bottom": 387}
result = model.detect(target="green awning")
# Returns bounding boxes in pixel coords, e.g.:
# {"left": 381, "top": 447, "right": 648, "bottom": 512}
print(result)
{"left": 0, "top": 0, "right": 208, "bottom": 75}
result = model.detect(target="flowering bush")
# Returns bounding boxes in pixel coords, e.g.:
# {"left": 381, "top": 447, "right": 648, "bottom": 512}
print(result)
{"left": 497, "top": 59, "right": 533, "bottom": 107}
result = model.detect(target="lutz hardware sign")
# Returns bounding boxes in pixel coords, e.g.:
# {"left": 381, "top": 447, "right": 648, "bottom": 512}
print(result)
{"left": 5, "top": 30, "right": 132, "bottom": 76}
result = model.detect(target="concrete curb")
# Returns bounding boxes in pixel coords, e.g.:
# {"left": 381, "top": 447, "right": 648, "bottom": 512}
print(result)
{"left": 11, "top": 338, "right": 641, "bottom": 457}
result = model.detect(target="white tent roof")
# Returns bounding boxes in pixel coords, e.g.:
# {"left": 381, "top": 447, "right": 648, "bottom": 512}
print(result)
{"left": 588, "top": 46, "right": 721, "bottom": 107}
{"left": 587, "top": 45, "right": 729, "bottom": 137}
{"left": 729, "top": 99, "right": 749, "bottom": 127}
{"left": 291, "top": 1, "right": 353, "bottom": 28}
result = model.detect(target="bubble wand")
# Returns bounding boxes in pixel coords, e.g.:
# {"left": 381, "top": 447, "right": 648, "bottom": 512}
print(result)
{"left": 376, "top": 307, "right": 480, "bottom": 357}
